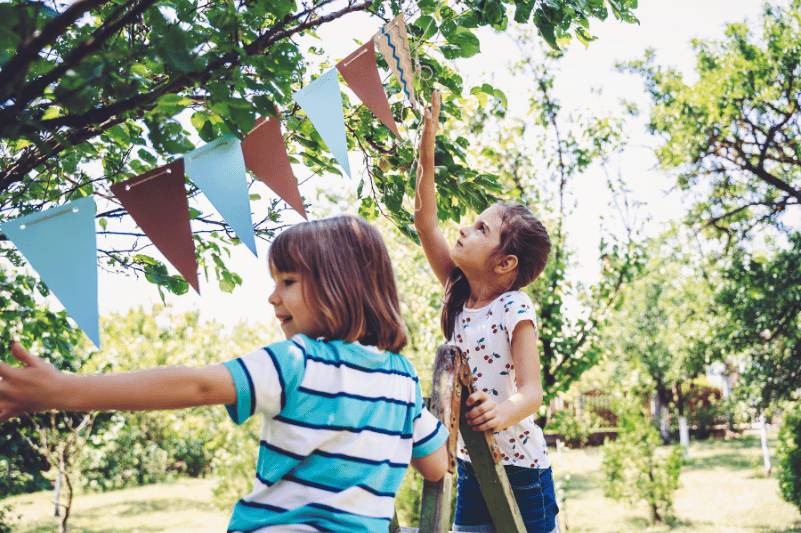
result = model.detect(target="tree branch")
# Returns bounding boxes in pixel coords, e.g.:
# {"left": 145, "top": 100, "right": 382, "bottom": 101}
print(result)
{"left": 0, "top": 0, "right": 375, "bottom": 193}
{"left": 6, "top": 0, "right": 159, "bottom": 117}
{"left": 0, "top": 0, "right": 110, "bottom": 98}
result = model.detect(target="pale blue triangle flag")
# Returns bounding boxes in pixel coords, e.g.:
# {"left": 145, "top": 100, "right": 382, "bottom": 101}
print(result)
{"left": 183, "top": 134, "right": 257, "bottom": 255}
{"left": 0, "top": 196, "right": 100, "bottom": 347}
{"left": 293, "top": 68, "right": 352, "bottom": 178}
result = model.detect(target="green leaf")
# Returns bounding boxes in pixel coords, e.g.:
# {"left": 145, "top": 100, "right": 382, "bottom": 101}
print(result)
{"left": 154, "top": 94, "right": 192, "bottom": 117}
{"left": 414, "top": 15, "right": 438, "bottom": 40}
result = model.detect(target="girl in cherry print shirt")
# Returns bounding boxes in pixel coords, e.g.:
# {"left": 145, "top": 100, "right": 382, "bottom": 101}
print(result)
{"left": 414, "top": 90, "right": 559, "bottom": 533}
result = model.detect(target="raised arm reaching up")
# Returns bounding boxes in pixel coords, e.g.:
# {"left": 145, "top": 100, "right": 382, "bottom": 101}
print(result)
{"left": 414, "top": 90, "right": 456, "bottom": 288}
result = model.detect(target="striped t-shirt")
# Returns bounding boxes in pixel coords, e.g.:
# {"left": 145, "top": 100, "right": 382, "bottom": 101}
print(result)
{"left": 222, "top": 335, "right": 449, "bottom": 533}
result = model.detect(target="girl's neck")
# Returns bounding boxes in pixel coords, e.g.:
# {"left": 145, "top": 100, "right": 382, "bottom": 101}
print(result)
{"left": 464, "top": 275, "right": 510, "bottom": 309}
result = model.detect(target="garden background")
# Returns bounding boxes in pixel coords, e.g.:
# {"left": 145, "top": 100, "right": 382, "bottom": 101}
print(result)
{"left": 1, "top": 0, "right": 800, "bottom": 531}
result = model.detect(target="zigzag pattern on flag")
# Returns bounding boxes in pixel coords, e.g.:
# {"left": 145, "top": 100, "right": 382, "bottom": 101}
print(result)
{"left": 375, "top": 14, "right": 417, "bottom": 108}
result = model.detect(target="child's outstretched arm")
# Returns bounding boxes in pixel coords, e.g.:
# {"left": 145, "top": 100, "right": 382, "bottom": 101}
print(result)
{"left": 0, "top": 341, "right": 236, "bottom": 424}
{"left": 414, "top": 90, "right": 456, "bottom": 288}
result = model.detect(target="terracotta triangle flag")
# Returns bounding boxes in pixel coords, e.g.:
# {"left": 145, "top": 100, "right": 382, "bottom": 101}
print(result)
{"left": 337, "top": 42, "right": 401, "bottom": 138}
{"left": 241, "top": 114, "right": 307, "bottom": 219}
{"left": 110, "top": 159, "right": 200, "bottom": 294}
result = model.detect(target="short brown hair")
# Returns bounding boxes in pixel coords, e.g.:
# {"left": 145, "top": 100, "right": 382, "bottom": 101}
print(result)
{"left": 269, "top": 215, "right": 408, "bottom": 353}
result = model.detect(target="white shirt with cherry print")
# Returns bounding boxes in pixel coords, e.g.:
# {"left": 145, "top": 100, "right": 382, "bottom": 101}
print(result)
{"left": 451, "top": 291, "right": 551, "bottom": 470}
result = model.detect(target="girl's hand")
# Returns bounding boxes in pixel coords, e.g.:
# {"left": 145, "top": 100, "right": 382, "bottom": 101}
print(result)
{"left": 465, "top": 390, "right": 505, "bottom": 432}
{"left": 418, "top": 90, "right": 440, "bottom": 157}
{"left": 0, "top": 341, "right": 63, "bottom": 423}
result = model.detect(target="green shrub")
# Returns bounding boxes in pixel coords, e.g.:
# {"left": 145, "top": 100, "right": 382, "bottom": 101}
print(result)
{"left": 548, "top": 410, "right": 594, "bottom": 448}
{"left": 778, "top": 402, "right": 801, "bottom": 514}
{"left": 81, "top": 413, "right": 170, "bottom": 491}
{"left": 0, "top": 503, "right": 19, "bottom": 533}
{"left": 602, "top": 397, "right": 684, "bottom": 524}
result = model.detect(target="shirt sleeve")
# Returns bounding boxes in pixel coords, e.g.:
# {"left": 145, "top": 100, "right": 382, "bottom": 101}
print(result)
{"left": 502, "top": 291, "right": 538, "bottom": 345}
{"left": 222, "top": 337, "right": 308, "bottom": 425}
{"left": 412, "top": 407, "right": 449, "bottom": 458}
{"left": 410, "top": 374, "right": 449, "bottom": 459}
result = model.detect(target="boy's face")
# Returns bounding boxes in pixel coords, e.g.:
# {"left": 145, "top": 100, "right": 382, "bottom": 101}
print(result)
{"left": 268, "top": 270, "right": 326, "bottom": 339}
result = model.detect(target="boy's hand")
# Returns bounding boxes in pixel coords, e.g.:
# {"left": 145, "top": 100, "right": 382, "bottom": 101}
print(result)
{"left": 465, "top": 390, "right": 505, "bottom": 432}
{"left": 0, "top": 341, "right": 62, "bottom": 423}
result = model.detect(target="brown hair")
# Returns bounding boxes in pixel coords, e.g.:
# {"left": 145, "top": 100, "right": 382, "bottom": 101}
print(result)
{"left": 441, "top": 202, "right": 551, "bottom": 340}
{"left": 269, "top": 215, "right": 408, "bottom": 353}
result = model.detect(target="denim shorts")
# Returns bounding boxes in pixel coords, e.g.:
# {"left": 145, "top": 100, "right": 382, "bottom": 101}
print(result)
{"left": 453, "top": 458, "right": 559, "bottom": 533}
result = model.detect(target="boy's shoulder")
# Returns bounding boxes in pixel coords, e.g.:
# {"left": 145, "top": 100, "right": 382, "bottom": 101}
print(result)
{"left": 288, "top": 335, "right": 419, "bottom": 379}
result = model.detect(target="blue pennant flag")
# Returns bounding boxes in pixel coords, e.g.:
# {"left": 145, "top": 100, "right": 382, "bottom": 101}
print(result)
{"left": 293, "top": 68, "right": 352, "bottom": 178}
{"left": 184, "top": 134, "right": 257, "bottom": 255}
{"left": 0, "top": 196, "right": 100, "bottom": 347}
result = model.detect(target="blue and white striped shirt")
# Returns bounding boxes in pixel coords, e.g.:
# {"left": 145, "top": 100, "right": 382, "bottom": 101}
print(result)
{"left": 223, "top": 335, "right": 449, "bottom": 532}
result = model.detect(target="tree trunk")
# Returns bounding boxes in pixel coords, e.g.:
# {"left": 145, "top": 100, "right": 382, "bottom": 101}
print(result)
{"left": 674, "top": 383, "right": 689, "bottom": 459}
{"left": 660, "top": 407, "right": 670, "bottom": 445}
{"left": 53, "top": 470, "right": 61, "bottom": 517}
{"left": 678, "top": 416, "right": 690, "bottom": 460}
{"left": 650, "top": 502, "right": 661, "bottom": 524}
{"left": 759, "top": 412, "right": 772, "bottom": 476}
{"left": 56, "top": 448, "right": 73, "bottom": 533}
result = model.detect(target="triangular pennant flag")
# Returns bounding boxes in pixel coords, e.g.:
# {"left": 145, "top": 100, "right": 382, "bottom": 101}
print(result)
{"left": 374, "top": 14, "right": 417, "bottom": 109}
{"left": 110, "top": 159, "right": 200, "bottom": 293}
{"left": 293, "top": 68, "right": 352, "bottom": 178}
{"left": 183, "top": 134, "right": 257, "bottom": 255}
{"left": 0, "top": 196, "right": 100, "bottom": 347}
{"left": 241, "top": 115, "right": 308, "bottom": 219}
{"left": 337, "top": 42, "right": 401, "bottom": 138}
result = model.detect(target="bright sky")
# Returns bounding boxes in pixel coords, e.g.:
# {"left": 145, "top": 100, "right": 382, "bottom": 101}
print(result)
{"left": 46, "top": 1, "right": 769, "bottom": 335}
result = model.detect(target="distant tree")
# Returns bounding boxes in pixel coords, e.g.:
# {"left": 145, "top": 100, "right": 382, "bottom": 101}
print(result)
{"left": 620, "top": 0, "right": 801, "bottom": 247}
{"left": 715, "top": 233, "right": 801, "bottom": 411}
{"left": 24, "top": 411, "right": 96, "bottom": 533}
{"left": 0, "top": 264, "right": 84, "bottom": 498}
{"left": 600, "top": 227, "right": 723, "bottom": 451}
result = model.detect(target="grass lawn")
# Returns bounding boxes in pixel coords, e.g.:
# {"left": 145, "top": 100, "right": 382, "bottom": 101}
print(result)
{"left": 2, "top": 479, "right": 230, "bottom": 533}
{"left": 551, "top": 435, "right": 801, "bottom": 533}
{"left": 3, "top": 436, "right": 800, "bottom": 532}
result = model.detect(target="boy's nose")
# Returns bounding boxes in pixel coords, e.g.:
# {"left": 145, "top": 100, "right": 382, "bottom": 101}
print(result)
{"left": 268, "top": 288, "right": 280, "bottom": 305}
{"left": 459, "top": 227, "right": 468, "bottom": 237}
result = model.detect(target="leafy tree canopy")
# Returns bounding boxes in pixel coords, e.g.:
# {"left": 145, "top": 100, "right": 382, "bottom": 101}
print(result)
{"left": 620, "top": 0, "right": 800, "bottom": 246}
{"left": 0, "top": 0, "right": 639, "bottom": 302}
{"left": 715, "top": 232, "right": 801, "bottom": 410}
{"left": 599, "top": 226, "right": 724, "bottom": 414}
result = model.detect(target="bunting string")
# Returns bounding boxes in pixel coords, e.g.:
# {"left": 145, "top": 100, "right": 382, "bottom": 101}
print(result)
{"left": 19, "top": 206, "right": 78, "bottom": 228}
{"left": 124, "top": 166, "right": 174, "bottom": 190}
{"left": 1, "top": 11, "right": 424, "bottom": 347}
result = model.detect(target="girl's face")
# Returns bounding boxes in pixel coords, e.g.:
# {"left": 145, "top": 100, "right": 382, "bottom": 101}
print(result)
{"left": 450, "top": 204, "right": 505, "bottom": 273}
{"left": 268, "top": 270, "right": 326, "bottom": 339}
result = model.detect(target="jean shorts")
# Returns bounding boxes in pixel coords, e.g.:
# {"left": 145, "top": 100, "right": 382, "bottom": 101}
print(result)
{"left": 452, "top": 458, "right": 559, "bottom": 533}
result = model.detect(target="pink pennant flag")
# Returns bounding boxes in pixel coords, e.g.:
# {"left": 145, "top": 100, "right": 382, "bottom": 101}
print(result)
{"left": 110, "top": 159, "right": 200, "bottom": 294}
{"left": 241, "top": 114, "right": 308, "bottom": 219}
{"left": 337, "top": 42, "right": 401, "bottom": 138}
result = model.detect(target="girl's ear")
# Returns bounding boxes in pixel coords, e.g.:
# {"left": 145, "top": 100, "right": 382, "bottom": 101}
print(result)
{"left": 494, "top": 255, "right": 518, "bottom": 275}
